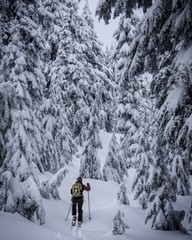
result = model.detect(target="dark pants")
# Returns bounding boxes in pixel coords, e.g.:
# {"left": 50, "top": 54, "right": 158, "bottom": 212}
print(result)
{"left": 72, "top": 197, "right": 83, "bottom": 222}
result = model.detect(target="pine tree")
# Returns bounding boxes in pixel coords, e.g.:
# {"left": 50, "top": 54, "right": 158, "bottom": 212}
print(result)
{"left": 114, "top": 12, "right": 140, "bottom": 135}
{"left": 79, "top": 0, "right": 115, "bottom": 135}
{"left": 117, "top": 182, "right": 129, "bottom": 205}
{"left": 131, "top": 73, "right": 153, "bottom": 209}
{"left": 117, "top": 137, "right": 129, "bottom": 179}
{"left": 103, "top": 44, "right": 117, "bottom": 133}
{"left": 41, "top": 0, "right": 77, "bottom": 171}
{"left": 102, "top": 134, "right": 121, "bottom": 183}
{"left": 40, "top": 100, "right": 76, "bottom": 173}
{"left": 131, "top": 126, "right": 150, "bottom": 209}
{"left": 112, "top": 210, "right": 128, "bottom": 235}
{"left": 182, "top": 201, "right": 192, "bottom": 233}
{"left": 145, "top": 132, "right": 177, "bottom": 230}
{"left": 0, "top": 0, "right": 48, "bottom": 224}
{"left": 79, "top": 98, "right": 102, "bottom": 180}
{"left": 112, "top": 11, "right": 144, "bottom": 173}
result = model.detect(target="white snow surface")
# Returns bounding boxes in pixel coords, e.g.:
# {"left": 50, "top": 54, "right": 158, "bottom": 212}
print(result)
{"left": 0, "top": 131, "right": 191, "bottom": 240}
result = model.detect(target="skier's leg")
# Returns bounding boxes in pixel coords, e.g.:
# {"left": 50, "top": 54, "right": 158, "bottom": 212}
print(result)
{"left": 72, "top": 199, "right": 77, "bottom": 222}
{"left": 77, "top": 199, "right": 83, "bottom": 223}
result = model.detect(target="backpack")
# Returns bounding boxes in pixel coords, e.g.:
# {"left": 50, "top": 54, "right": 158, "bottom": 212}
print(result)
{"left": 71, "top": 182, "right": 83, "bottom": 198}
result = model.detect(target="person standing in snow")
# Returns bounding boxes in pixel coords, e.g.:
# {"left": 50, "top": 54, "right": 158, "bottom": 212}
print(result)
{"left": 71, "top": 177, "right": 91, "bottom": 227}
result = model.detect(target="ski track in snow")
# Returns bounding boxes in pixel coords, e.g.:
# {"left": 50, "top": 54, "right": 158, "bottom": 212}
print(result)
{"left": 71, "top": 225, "right": 89, "bottom": 240}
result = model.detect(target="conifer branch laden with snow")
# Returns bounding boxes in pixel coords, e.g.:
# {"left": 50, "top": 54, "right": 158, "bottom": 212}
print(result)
{"left": 40, "top": 167, "right": 68, "bottom": 200}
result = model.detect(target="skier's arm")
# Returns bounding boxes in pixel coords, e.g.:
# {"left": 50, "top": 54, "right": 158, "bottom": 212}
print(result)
{"left": 83, "top": 183, "right": 91, "bottom": 191}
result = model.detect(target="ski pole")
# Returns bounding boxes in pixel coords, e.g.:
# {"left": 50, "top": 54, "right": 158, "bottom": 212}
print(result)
{"left": 65, "top": 203, "right": 72, "bottom": 221}
{"left": 88, "top": 191, "right": 91, "bottom": 220}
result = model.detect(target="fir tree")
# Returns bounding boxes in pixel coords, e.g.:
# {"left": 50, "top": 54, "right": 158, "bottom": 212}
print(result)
{"left": 80, "top": 0, "right": 115, "bottom": 135}
{"left": 131, "top": 126, "right": 150, "bottom": 209}
{"left": 112, "top": 210, "right": 128, "bottom": 235}
{"left": 103, "top": 45, "right": 117, "bottom": 132}
{"left": 112, "top": 12, "right": 143, "bottom": 172}
{"left": 117, "top": 182, "right": 129, "bottom": 205}
{"left": 79, "top": 98, "right": 102, "bottom": 180}
{"left": 117, "top": 137, "right": 129, "bottom": 179}
{"left": 182, "top": 201, "right": 192, "bottom": 233}
{"left": 42, "top": 0, "right": 78, "bottom": 169}
{"left": 102, "top": 134, "right": 121, "bottom": 183}
{"left": 132, "top": 74, "right": 153, "bottom": 209}
{"left": 0, "top": 0, "right": 48, "bottom": 224}
{"left": 145, "top": 133, "right": 177, "bottom": 230}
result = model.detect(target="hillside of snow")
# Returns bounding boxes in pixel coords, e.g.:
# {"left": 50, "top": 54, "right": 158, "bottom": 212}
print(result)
{"left": 0, "top": 131, "right": 191, "bottom": 240}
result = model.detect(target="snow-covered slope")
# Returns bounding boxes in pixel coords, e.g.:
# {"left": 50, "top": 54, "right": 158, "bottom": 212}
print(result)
{"left": 0, "top": 131, "right": 191, "bottom": 240}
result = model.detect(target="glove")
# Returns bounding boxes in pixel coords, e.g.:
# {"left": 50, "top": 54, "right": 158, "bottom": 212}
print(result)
{"left": 87, "top": 183, "right": 90, "bottom": 189}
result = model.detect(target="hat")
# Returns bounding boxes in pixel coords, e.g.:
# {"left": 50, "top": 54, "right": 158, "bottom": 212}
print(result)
{"left": 77, "top": 176, "right": 82, "bottom": 182}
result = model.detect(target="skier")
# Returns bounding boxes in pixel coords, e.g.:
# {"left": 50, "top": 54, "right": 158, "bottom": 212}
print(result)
{"left": 71, "top": 176, "right": 91, "bottom": 227}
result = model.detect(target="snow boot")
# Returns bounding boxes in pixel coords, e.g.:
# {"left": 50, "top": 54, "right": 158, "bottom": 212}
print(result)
{"left": 78, "top": 221, "right": 81, "bottom": 228}
{"left": 72, "top": 215, "right": 76, "bottom": 226}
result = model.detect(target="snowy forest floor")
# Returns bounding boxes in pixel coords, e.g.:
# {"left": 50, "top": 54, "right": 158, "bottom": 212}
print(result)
{"left": 0, "top": 131, "right": 192, "bottom": 240}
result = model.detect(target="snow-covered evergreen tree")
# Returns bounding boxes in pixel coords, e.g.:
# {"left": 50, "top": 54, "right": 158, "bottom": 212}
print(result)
{"left": 40, "top": 100, "right": 76, "bottom": 173}
{"left": 131, "top": 73, "right": 153, "bottom": 209}
{"left": 111, "top": 11, "right": 145, "bottom": 173}
{"left": 117, "top": 138, "right": 129, "bottom": 179}
{"left": 103, "top": 45, "right": 117, "bottom": 132}
{"left": 131, "top": 125, "right": 150, "bottom": 209}
{"left": 182, "top": 201, "right": 192, "bottom": 233}
{"left": 79, "top": 98, "right": 102, "bottom": 179}
{"left": 41, "top": 0, "right": 78, "bottom": 169}
{"left": 79, "top": 0, "right": 115, "bottom": 135}
{"left": 145, "top": 132, "right": 177, "bottom": 230}
{"left": 117, "top": 182, "right": 129, "bottom": 205}
{"left": 112, "top": 210, "right": 128, "bottom": 235}
{"left": 113, "top": 12, "right": 140, "bottom": 135}
{"left": 0, "top": 0, "right": 48, "bottom": 224}
{"left": 102, "top": 134, "right": 121, "bottom": 183}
